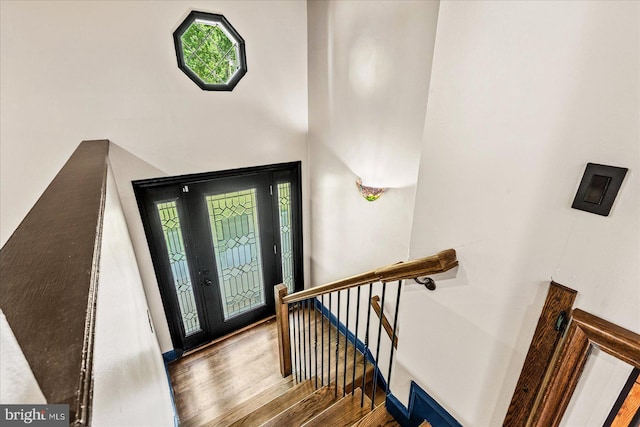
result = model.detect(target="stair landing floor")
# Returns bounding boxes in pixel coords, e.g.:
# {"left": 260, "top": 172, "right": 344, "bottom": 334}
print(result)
{"left": 168, "top": 317, "right": 290, "bottom": 426}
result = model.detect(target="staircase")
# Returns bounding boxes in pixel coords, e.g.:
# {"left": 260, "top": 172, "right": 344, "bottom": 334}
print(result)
{"left": 223, "top": 250, "right": 455, "bottom": 427}
{"left": 231, "top": 382, "right": 374, "bottom": 426}
{"left": 202, "top": 310, "right": 394, "bottom": 426}
{"left": 170, "top": 250, "right": 456, "bottom": 426}
{"left": 220, "top": 379, "right": 431, "bottom": 427}
{"left": 219, "top": 375, "right": 400, "bottom": 426}
{"left": 194, "top": 313, "right": 432, "bottom": 427}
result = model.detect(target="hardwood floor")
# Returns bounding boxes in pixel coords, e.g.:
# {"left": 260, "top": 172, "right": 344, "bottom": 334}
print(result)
{"left": 168, "top": 317, "right": 290, "bottom": 426}
{"left": 168, "top": 307, "right": 386, "bottom": 426}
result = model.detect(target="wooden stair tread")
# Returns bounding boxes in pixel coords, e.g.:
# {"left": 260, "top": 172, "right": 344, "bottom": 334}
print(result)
{"left": 229, "top": 378, "right": 316, "bottom": 427}
{"left": 261, "top": 385, "right": 342, "bottom": 427}
{"left": 199, "top": 375, "right": 296, "bottom": 426}
{"left": 419, "top": 421, "right": 433, "bottom": 427}
{"left": 345, "top": 362, "right": 374, "bottom": 394}
{"left": 351, "top": 404, "right": 400, "bottom": 427}
{"left": 302, "top": 388, "right": 372, "bottom": 427}
{"left": 180, "top": 373, "right": 293, "bottom": 426}
{"left": 361, "top": 369, "right": 387, "bottom": 407}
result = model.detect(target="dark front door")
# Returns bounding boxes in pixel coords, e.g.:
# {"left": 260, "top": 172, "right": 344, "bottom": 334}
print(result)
{"left": 134, "top": 162, "right": 302, "bottom": 353}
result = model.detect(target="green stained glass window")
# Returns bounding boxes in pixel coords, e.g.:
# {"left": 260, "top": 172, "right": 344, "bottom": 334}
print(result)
{"left": 181, "top": 22, "right": 239, "bottom": 85}
{"left": 173, "top": 11, "right": 247, "bottom": 91}
{"left": 156, "top": 201, "right": 201, "bottom": 336}
{"left": 277, "top": 183, "right": 295, "bottom": 293}
{"left": 205, "top": 189, "right": 265, "bottom": 320}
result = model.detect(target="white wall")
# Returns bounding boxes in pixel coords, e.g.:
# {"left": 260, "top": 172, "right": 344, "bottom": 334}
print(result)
{"left": 561, "top": 348, "right": 633, "bottom": 427}
{"left": 92, "top": 166, "right": 174, "bottom": 427}
{"left": 0, "top": 1, "right": 309, "bottom": 351}
{"left": 307, "top": 0, "right": 440, "bottom": 285}
{"left": 402, "top": 1, "right": 639, "bottom": 425}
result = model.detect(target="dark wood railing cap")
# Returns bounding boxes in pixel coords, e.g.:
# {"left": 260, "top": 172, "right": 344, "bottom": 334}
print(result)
{"left": 0, "top": 140, "right": 109, "bottom": 426}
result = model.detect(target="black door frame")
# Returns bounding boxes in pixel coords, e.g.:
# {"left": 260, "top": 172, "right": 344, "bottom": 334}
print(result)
{"left": 133, "top": 161, "right": 303, "bottom": 354}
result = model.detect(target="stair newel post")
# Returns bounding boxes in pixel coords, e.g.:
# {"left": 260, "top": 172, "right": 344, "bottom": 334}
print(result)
{"left": 275, "top": 284, "right": 292, "bottom": 377}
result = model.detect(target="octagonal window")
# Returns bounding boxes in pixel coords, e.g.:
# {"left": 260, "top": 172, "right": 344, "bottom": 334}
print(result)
{"left": 173, "top": 11, "right": 247, "bottom": 91}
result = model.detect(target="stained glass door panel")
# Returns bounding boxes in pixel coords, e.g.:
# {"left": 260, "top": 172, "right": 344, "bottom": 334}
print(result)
{"left": 156, "top": 200, "right": 201, "bottom": 336}
{"left": 277, "top": 182, "right": 294, "bottom": 293}
{"left": 205, "top": 189, "right": 266, "bottom": 320}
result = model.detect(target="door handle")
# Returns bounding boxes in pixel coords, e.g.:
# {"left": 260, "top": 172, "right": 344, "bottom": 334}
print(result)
{"left": 203, "top": 278, "right": 213, "bottom": 287}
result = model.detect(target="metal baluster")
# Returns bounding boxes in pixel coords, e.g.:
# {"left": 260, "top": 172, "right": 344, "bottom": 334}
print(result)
{"left": 386, "top": 281, "right": 403, "bottom": 392}
{"left": 287, "top": 302, "right": 293, "bottom": 383}
{"left": 343, "top": 289, "right": 350, "bottom": 397}
{"left": 371, "top": 282, "right": 387, "bottom": 409}
{"left": 292, "top": 302, "right": 298, "bottom": 382}
{"left": 302, "top": 299, "right": 307, "bottom": 380}
{"left": 308, "top": 298, "right": 312, "bottom": 379}
{"left": 297, "top": 301, "right": 303, "bottom": 381}
{"left": 314, "top": 298, "right": 318, "bottom": 389}
{"left": 335, "top": 290, "right": 341, "bottom": 396}
{"left": 328, "top": 292, "right": 332, "bottom": 388}
{"left": 321, "top": 294, "right": 325, "bottom": 387}
{"left": 351, "top": 286, "right": 361, "bottom": 396}
{"left": 361, "top": 283, "right": 373, "bottom": 407}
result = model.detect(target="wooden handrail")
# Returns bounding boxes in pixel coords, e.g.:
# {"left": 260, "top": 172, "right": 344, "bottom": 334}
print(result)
{"left": 371, "top": 295, "right": 398, "bottom": 349}
{"left": 275, "top": 248, "right": 458, "bottom": 378}
{"left": 282, "top": 249, "right": 458, "bottom": 304}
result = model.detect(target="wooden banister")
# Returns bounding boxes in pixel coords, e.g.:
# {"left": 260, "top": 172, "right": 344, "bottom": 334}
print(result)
{"left": 375, "top": 248, "right": 458, "bottom": 282}
{"left": 275, "top": 284, "right": 292, "bottom": 376}
{"left": 274, "top": 249, "right": 458, "bottom": 388}
{"left": 282, "top": 249, "right": 458, "bottom": 304}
